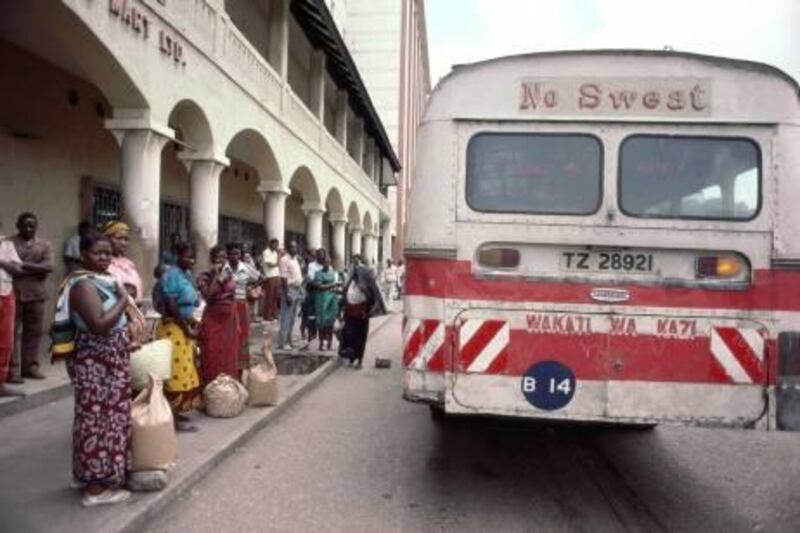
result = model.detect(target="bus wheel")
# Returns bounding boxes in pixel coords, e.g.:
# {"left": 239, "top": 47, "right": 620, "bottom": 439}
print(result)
{"left": 429, "top": 405, "right": 448, "bottom": 424}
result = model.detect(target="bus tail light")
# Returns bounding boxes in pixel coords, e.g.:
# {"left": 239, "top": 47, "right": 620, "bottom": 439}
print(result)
{"left": 477, "top": 247, "right": 520, "bottom": 269}
{"left": 695, "top": 255, "right": 744, "bottom": 279}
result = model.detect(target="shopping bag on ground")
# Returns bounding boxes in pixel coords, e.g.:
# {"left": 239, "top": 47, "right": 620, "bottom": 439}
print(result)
{"left": 130, "top": 374, "right": 176, "bottom": 472}
{"left": 204, "top": 374, "right": 249, "bottom": 418}
{"left": 244, "top": 340, "right": 279, "bottom": 407}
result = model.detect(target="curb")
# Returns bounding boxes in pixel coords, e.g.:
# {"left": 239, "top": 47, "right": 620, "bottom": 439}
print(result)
{"left": 115, "top": 311, "right": 398, "bottom": 533}
{"left": 0, "top": 381, "right": 73, "bottom": 420}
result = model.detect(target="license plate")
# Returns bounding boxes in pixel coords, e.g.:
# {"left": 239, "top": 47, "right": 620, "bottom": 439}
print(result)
{"left": 561, "top": 251, "right": 655, "bottom": 273}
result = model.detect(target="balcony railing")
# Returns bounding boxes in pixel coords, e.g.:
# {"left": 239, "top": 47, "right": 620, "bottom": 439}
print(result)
{"left": 139, "top": 0, "right": 386, "bottom": 208}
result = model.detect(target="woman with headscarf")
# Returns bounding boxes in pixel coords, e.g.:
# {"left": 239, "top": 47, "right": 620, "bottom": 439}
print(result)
{"left": 339, "top": 255, "right": 386, "bottom": 368}
{"left": 101, "top": 221, "right": 143, "bottom": 304}
{"left": 61, "top": 230, "right": 132, "bottom": 506}
{"left": 155, "top": 242, "right": 202, "bottom": 431}
{"left": 196, "top": 245, "right": 240, "bottom": 385}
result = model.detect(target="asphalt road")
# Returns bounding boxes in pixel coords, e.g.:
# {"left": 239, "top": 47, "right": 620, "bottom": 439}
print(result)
{"left": 147, "top": 313, "right": 800, "bottom": 533}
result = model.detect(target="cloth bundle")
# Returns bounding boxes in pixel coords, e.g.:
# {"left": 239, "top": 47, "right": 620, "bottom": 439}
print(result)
{"left": 203, "top": 374, "right": 249, "bottom": 418}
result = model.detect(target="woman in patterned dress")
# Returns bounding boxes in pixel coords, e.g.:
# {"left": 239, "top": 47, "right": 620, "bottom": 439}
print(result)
{"left": 155, "top": 242, "right": 202, "bottom": 432}
{"left": 66, "top": 231, "right": 132, "bottom": 507}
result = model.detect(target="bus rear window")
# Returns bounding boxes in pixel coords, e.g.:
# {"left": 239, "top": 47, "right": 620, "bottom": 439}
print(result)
{"left": 466, "top": 133, "right": 602, "bottom": 215}
{"left": 619, "top": 136, "right": 760, "bottom": 221}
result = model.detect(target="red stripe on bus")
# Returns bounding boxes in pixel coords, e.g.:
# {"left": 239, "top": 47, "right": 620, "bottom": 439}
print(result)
{"left": 458, "top": 320, "right": 505, "bottom": 371}
{"left": 405, "top": 258, "right": 800, "bottom": 311}
{"left": 482, "top": 330, "right": 754, "bottom": 384}
{"left": 403, "top": 320, "right": 439, "bottom": 367}
{"left": 714, "top": 327, "right": 765, "bottom": 383}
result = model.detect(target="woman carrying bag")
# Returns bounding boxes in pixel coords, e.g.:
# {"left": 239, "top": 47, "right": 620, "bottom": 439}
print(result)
{"left": 339, "top": 255, "right": 386, "bottom": 369}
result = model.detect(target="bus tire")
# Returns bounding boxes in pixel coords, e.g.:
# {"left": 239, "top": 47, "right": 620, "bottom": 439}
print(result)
{"left": 429, "top": 405, "right": 448, "bottom": 424}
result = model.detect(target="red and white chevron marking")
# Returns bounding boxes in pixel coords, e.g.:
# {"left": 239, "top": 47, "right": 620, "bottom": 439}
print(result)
{"left": 457, "top": 319, "right": 509, "bottom": 374}
{"left": 709, "top": 327, "right": 765, "bottom": 383}
{"left": 403, "top": 319, "right": 446, "bottom": 371}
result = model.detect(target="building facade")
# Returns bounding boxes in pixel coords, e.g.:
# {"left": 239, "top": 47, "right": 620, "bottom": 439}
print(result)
{"left": 0, "top": 0, "right": 399, "bottom": 303}
{"left": 326, "top": 0, "right": 431, "bottom": 260}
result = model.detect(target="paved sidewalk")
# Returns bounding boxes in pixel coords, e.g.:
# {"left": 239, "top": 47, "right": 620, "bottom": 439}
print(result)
{"left": 0, "top": 312, "right": 396, "bottom": 533}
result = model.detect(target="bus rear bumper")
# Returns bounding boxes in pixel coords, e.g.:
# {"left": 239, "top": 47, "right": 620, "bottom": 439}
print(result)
{"left": 437, "top": 373, "right": 770, "bottom": 429}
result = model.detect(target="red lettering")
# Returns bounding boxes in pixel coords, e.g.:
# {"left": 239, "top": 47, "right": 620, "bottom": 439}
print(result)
{"left": 642, "top": 91, "right": 660, "bottom": 109}
{"left": 519, "top": 82, "right": 541, "bottom": 110}
{"left": 109, "top": 0, "right": 124, "bottom": 15}
{"left": 667, "top": 90, "right": 685, "bottom": 111}
{"left": 564, "top": 316, "right": 575, "bottom": 334}
{"left": 608, "top": 90, "right": 638, "bottom": 110}
{"left": 527, "top": 314, "right": 542, "bottom": 331}
{"left": 657, "top": 319, "right": 668, "bottom": 334}
{"left": 578, "top": 83, "right": 601, "bottom": 109}
{"left": 690, "top": 84, "right": 707, "bottom": 111}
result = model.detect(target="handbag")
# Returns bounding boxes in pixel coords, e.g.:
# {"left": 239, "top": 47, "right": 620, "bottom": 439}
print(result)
{"left": 130, "top": 339, "right": 174, "bottom": 391}
{"left": 243, "top": 341, "right": 279, "bottom": 407}
{"left": 247, "top": 284, "right": 263, "bottom": 302}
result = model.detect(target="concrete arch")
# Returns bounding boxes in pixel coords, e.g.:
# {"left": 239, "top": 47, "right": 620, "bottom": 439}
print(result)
{"left": 288, "top": 165, "right": 321, "bottom": 207}
{"left": 225, "top": 129, "right": 282, "bottom": 186}
{"left": 347, "top": 202, "right": 362, "bottom": 228}
{"left": 168, "top": 99, "right": 214, "bottom": 157}
{"left": 0, "top": 1, "right": 148, "bottom": 109}
{"left": 324, "top": 187, "right": 345, "bottom": 220}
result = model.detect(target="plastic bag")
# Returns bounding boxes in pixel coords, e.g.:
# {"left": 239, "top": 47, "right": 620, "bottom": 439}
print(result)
{"left": 130, "top": 374, "right": 176, "bottom": 471}
{"left": 244, "top": 340, "right": 279, "bottom": 407}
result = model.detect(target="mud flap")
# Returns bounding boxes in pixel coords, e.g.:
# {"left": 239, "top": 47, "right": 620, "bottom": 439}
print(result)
{"left": 777, "top": 332, "right": 800, "bottom": 430}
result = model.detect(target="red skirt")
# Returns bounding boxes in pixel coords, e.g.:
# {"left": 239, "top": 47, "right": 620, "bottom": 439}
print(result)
{"left": 235, "top": 300, "right": 250, "bottom": 370}
{"left": 198, "top": 302, "right": 240, "bottom": 386}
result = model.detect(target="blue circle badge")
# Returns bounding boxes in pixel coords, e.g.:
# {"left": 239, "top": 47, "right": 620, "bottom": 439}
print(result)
{"left": 521, "top": 361, "right": 576, "bottom": 411}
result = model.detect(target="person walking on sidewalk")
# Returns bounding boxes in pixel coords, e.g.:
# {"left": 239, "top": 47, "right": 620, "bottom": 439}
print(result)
{"left": 260, "top": 238, "right": 281, "bottom": 322}
{"left": 380, "top": 259, "right": 398, "bottom": 302}
{"left": 155, "top": 243, "right": 202, "bottom": 431}
{"left": 0, "top": 231, "right": 24, "bottom": 397}
{"left": 278, "top": 241, "right": 303, "bottom": 350}
{"left": 197, "top": 245, "right": 239, "bottom": 385}
{"left": 63, "top": 231, "right": 132, "bottom": 507}
{"left": 339, "top": 255, "right": 386, "bottom": 368}
{"left": 10, "top": 212, "right": 53, "bottom": 381}
{"left": 227, "top": 242, "right": 261, "bottom": 371}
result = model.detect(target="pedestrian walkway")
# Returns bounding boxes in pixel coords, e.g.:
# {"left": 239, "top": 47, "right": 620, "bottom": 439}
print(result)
{"left": 0, "top": 312, "right": 395, "bottom": 533}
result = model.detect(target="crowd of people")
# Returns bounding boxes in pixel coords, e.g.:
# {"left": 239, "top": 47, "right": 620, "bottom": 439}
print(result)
{"left": 0, "top": 212, "right": 393, "bottom": 507}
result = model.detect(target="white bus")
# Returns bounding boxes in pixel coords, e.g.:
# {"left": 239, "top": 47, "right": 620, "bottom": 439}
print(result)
{"left": 402, "top": 50, "right": 800, "bottom": 430}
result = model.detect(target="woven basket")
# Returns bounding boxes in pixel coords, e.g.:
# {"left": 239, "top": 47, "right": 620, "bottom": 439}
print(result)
{"left": 203, "top": 374, "right": 249, "bottom": 418}
{"left": 130, "top": 339, "right": 173, "bottom": 391}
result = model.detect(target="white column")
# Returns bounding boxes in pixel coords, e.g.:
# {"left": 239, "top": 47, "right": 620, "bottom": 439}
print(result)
{"left": 335, "top": 90, "right": 348, "bottom": 146}
{"left": 269, "top": 0, "right": 290, "bottom": 80}
{"left": 331, "top": 218, "right": 347, "bottom": 271}
{"left": 262, "top": 188, "right": 289, "bottom": 245}
{"left": 309, "top": 50, "right": 326, "bottom": 121}
{"left": 187, "top": 157, "right": 228, "bottom": 272}
{"left": 363, "top": 233, "right": 375, "bottom": 266}
{"left": 111, "top": 128, "right": 171, "bottom": 289}
{"left": 381, "top": 221, "right": 392, "bottom": 262}
{"left": 304, "top": 205, "right": 325, "bottom": 251}
{"left": 354, "top": 119, "right": 365, "bottom": 166}
{"left": 350, "top": 226, "right": 363, "bottom": 257}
